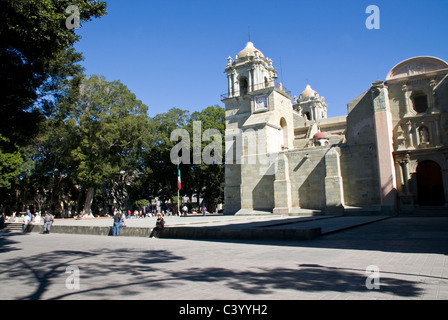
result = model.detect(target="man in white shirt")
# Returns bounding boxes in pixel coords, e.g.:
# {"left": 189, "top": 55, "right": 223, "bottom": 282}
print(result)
{"left": 23, "top": 213, "right": 31, "bottom": 232}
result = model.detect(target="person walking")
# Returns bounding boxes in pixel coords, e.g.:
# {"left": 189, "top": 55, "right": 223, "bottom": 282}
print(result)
{"left": 23, "top": 212, "right": 31, "bottom": 232}
{"left": 150, "top": 213, "right": 165, "bottom": 238}
{"left": 43, "top": 212, "right": 54, "bottom": 234}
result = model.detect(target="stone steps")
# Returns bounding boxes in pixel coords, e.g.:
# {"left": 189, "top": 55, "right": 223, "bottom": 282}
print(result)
{"left": 2, "top": 223, "right": 24, "bottom": 232}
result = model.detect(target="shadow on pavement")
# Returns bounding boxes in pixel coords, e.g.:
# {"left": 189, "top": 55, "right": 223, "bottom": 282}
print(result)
{"left": 0, "top": 247, "right": 186, "bottom": 300}
{"left": 166, "top": 265, "right": 423, "bottom": 298}
{"left": 0, "top": 246, "right": 424, "bottom": 300}
{"left": 0, "top": 231, "right": 25, "bottom": 254}
{"left": 201, "top": 217, "right": 448, "bottom": 256}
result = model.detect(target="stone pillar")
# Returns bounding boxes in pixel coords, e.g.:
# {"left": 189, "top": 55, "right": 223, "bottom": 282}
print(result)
{"left": 371, "top": 81, "right": 397, "bottom": 214}
{"left": 433, "top": 117, "right": 442, "bottom": 146}
{"left": 398, "top": 155, "right": 414, "bottom": 212}
{"left": 401, "top": 158, "right": 410, "bottom": 194}
{"left": 429, "top": 79, "right": 440, "bottom": 113}
{"left": 248, "top": 69, "right": 253, "bottom": 93}
{"left": 273, "top": 153, "right": 292, "bottom": 214}
{"left": 223, "top": 165, "right": 242, "bottom": 215}
{"left": 223, "top": 131, "right": 242, "bottom": 215}
{"left": 324, "top": 147, "right": 344, "bottom": 215}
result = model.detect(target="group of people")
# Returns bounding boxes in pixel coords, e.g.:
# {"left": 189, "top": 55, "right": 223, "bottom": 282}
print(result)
{"left": 1, "top": 204, "right": 209, "bottom": 238}
{"left": 181, "top": 205, "right": 207, "bottom": 216}
{"left": 111, "top": 210, "right": 165, "bottom": 238}
{"left": 23, "top": 210, "right": 55, "bottom": 234}
{"left": 0, "top": 209, "right": 54, "bottom": 234}
{"left": 111, "top": 211, "right": 127, "bottom": 236}
{"left": 111, "top": 209, "right": 176, "bottom": 220}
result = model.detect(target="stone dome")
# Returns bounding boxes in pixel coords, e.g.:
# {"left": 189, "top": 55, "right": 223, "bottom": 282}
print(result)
{"left": 300, "top": 85, "right": 318, "bottom": 99}
{"left": 237, "top": 41, "right": 265, "bottom": 59}
{"left": 313, "top": 132, "right": 327, "bottom": 139}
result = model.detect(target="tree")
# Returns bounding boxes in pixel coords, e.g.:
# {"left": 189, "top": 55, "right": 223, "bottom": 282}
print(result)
{"left": 15, "top": 116, "right": 80, "bottom": 214}
{"left": 154, "top": 105, "right": 225, "bottom": 212}
{"left": 134, "top": 199, "right": 149, "bottom": 211}
{"left": 0, "top": 0, "right": 107, "bottom": 193}
{"left": 142, "top": 108, "right": 191, "bottom": 205}
{"left": 187, "top": 105, "right": 225, "bottom": 212}
{"left": 10, "top": 74, "right": 149, "bottom": 216}
{"left": 0, "top": 0, "right": 107, "bottom": 144}
{"left": 68, "top": 75, "right": 149, "bottom": 216}
{"left": 0, "top": 135, "right": 23, "bottom": 189}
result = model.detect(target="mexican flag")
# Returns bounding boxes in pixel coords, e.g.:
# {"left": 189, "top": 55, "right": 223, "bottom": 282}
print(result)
{"left": 178, "top": 168, "right": 181, "bottom": 191}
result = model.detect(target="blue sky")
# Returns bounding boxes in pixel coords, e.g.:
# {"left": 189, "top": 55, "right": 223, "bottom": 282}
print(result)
{"left": 74, "top": 0, "right": 448, "bottom": 118}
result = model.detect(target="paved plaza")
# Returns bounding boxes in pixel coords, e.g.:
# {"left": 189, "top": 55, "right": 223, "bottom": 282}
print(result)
{"left": 0, "top": 216, "right": 447, "bottom": 300}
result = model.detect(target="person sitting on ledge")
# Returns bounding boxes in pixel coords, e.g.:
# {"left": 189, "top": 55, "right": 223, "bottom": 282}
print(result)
{"left": 150, "top": 213, "right": 165, "bottom": 238}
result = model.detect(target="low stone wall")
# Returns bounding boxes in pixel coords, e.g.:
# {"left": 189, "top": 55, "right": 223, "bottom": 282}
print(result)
{"left": 27, "top": 224, "right": 152, "bottom": 237}
{"left": 158, "top": 227, "right": 322, "bottom": 240}
{"left": 23, "top": 224, "right": 322, "bottom": 240}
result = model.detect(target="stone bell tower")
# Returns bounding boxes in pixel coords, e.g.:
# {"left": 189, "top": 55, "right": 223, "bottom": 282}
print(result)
{"left": 294, "top": 85, "right": 328, "bottom": 121}
{"left": 222, "top": 41, "right": 294, "bottom": 214}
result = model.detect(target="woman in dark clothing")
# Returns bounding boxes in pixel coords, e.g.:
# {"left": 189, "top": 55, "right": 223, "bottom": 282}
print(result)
{"left": 150, "top": 213, "right": 165, "bottom": 238}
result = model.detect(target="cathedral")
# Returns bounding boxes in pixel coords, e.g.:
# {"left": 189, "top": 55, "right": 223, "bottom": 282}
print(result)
{"left": 222, "top": 41, "right": 448, "bottom": 215}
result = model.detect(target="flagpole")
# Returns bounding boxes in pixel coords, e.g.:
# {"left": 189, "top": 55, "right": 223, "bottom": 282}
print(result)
{"left": 177, "top": 161, "right": 180, "bottom": 216}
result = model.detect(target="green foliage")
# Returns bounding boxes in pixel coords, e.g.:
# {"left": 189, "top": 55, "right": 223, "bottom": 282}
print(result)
{"left": 133, "top": 199, "right": 149, "bottom": 209}
{"left": 11, "top": 74, "right": 150, "bottom": 214}
{"left": 0, "top": 0, "right": 107, "bottom": 149}
{"left": 0, "top": 0, "right": 107, "bottom": 209}
{"left": 143, "top": 108, "right": 191, "bottom": 202}
{"left": 186, "top": 105, "right": 225, "bottom": 211}
{"left": 70, "top": 75, "right": 149, "bottom": 188}
{"left": 67, "top": 75, "right": 149, "bottom": 213}
{"left": 0, "top": 1, "right": 228, "bottom": 215}
{"left": 171, "top": 195, "right": 180, "bottom": 213}
{"left": 0, "top": 135, "right": 23, "bottom": 189}
{"left": 130, "top": 105, "right": 225, "bottom": 212}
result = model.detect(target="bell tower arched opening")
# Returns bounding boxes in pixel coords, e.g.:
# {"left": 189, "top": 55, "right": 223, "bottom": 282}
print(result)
{"left": 239, "top": 76, "right": 248, "bottom": 96}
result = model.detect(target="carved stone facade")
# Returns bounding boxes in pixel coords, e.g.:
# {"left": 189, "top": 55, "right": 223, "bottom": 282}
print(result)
{"left": 386, "top": 57, "right": 448, "bottom": 211}
{"left": 222, "top": 42, "right": 448, "bottom": 215}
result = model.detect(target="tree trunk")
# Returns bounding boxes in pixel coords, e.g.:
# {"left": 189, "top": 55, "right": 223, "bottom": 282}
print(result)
{"left": 82, "top": 187, "right": 95, "bottom": 217}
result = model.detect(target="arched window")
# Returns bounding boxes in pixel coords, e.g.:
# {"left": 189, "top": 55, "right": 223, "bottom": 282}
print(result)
{"left": 412, "top": 92, "right": 428, "bottom": 113}
{"left": 239, "top": 77, "right": 248, "bottom": 96}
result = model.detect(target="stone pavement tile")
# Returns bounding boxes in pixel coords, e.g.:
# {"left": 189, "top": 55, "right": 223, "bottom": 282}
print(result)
{"left": 438, "top": 286, "right": 448, "bottom": 299}
{"left": 430, "top": 267, "right": 444, "bottom": 278}
{"left": 343, "top": 293, "right": 379, "bottom": 300}
{"left": 313, "top": 292, "right": 338, "bottom": 300}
